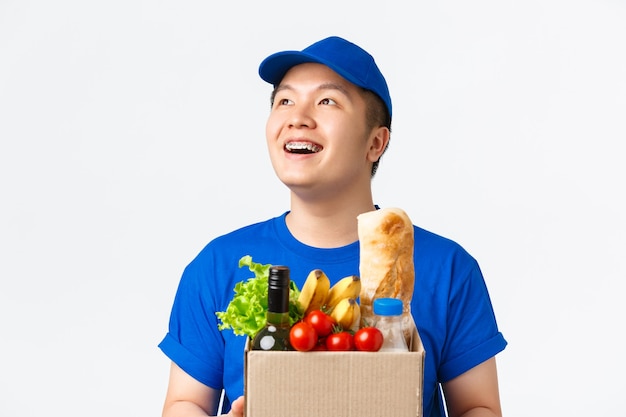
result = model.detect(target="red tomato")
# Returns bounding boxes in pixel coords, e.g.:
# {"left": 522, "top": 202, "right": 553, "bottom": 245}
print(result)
{"left": 325, "top": 331, "right": 355, "bottom": 351}
{"left": 304, "top": 310, "right": 336, "bottom": 338}
{"left": 354, "top": 327, "right": 384, "bottom": 352}
{"left": 312, "top": 339, "right": 328, "bottom": 351}
{"left": 289, "top": 322, "right": 318, "bottom": 351}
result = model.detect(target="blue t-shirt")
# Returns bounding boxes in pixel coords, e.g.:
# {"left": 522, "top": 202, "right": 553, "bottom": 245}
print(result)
{"left": 159, "top": 212, "right": 507, "bottom": 416}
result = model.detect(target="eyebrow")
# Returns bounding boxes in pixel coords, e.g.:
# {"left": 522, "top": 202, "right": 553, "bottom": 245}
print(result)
{"left": 271, "top": 82, "right": 352, "bottom": 103}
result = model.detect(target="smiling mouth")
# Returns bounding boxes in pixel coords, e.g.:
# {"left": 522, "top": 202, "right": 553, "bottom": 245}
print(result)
{"left": 284, "top": 141, "right": 323, "bottom": 154}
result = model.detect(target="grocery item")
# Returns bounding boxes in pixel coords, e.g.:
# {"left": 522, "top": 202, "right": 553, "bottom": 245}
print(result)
{"left": 216, "top": 256, "right": 302, "bottom": 338}
{"left": 297, "top": 269, "right": 330, "bottom": 316}
{"left": 251, "top": 265, "right": 294, "bottom": 351}
{"left": 323, "top": 274, "right": 361, "bottom": 310}
{"left": 373, "top": 298, "right": 409, "bottom": 352}
{"left": 357, "top": 207, "right": 415, "bottom": 344}
{"left": 329, "top": 297, "right": 361, "bottom": 331}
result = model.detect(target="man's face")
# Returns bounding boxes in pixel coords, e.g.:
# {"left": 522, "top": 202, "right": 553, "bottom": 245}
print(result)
{"left": 266, "top": 63, "right": 379, "bottom": 198}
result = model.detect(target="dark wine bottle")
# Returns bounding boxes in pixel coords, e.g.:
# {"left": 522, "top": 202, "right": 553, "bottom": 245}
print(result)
{"left": 251, "top": 265, "right": 293, "bottom": 351}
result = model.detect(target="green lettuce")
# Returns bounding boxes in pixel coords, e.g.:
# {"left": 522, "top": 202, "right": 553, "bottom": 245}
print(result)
{"left": 216, "top": 255, "right": 302, "bottom": 338}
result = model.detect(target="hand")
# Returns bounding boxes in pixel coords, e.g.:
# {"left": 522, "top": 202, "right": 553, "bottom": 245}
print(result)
{"left": 224, "top": 396, "right": 244, "bottom": 417}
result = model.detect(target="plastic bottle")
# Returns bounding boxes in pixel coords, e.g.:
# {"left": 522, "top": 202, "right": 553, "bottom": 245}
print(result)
{"left": 373, "top": 298, "right": 409, "bottom": 352}
{"left": 251, "top": 265, "right": 293, "bottom": 351}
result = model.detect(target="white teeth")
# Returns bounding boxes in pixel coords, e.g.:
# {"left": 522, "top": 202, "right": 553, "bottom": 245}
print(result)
{"left": 285, "top": 141, "right": 321, "bottom": 153}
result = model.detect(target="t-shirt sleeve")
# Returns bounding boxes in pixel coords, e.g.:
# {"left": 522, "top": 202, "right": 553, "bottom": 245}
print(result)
{"left": 158, "top": 254, "right": 225, "bottom": 389}
{"left": 438, "top": 255, "right": 507, "bottom": 382}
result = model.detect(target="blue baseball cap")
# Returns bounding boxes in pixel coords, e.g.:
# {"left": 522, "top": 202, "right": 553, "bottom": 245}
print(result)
{"left": 259, "top": 36, "right": 392, "bottom": 120}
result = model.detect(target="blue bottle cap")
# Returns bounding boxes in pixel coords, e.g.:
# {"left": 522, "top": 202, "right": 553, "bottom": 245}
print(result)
{"left": 373, "top": 298, "right": 403, "bottom": 316}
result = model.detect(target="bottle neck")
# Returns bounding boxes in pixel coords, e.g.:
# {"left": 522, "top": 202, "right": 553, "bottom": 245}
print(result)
{"left": 266, "top": 265, "right": 290, "bottom": 325}
{"left": 267, "top": 284, "right": 289, "bottom": 314}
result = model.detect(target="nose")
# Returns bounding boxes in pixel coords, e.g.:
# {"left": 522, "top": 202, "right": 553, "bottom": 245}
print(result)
{"left": 288, "top": 105, "right": 316, "bottom": 129}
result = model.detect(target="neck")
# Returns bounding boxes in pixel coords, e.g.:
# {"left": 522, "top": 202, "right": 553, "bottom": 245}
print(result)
{"left": 286, "top": 191, "right": 376, "bottom": 248}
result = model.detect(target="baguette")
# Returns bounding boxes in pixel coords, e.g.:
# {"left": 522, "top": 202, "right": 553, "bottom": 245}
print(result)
{"left": 357, "top": 207, "right": 415, "bottom": 344}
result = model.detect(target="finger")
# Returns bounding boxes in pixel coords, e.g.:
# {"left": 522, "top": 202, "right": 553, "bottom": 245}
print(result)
{"left": 229, "top": 396, "right": 244, "bottom": 416}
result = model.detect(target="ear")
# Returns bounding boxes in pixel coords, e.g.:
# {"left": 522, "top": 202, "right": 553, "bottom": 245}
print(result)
{"left": 366, "top": 126, "right": 390, "bottom": 163}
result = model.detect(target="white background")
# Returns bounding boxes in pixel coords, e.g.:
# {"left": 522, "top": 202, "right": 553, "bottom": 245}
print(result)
{"left": 1, "top": 1, "right": 624, "bottom": 415}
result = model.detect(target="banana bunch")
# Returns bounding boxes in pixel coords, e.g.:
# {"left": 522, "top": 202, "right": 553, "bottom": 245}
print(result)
{"left": 297, "top": 269, "right": 331, "bottom": 316}
{"left": 297, "top": 271, "right": 362, "bottom": 331}
{"left": 330, "top": 297, "right": 361, "bottom": 331}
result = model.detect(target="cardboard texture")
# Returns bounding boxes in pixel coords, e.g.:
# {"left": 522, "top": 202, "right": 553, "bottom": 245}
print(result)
{"left": 244, "top": 326, "right": 425, "bottom": 417}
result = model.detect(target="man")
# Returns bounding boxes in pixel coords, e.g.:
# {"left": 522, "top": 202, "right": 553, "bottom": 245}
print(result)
{"left": 160, "top": 36, "right": 507, "bottom": 417}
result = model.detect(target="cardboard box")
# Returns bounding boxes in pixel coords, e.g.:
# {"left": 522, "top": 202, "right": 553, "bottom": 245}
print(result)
{"left": 244, "top": 325, "right": 425, "bottom": 417}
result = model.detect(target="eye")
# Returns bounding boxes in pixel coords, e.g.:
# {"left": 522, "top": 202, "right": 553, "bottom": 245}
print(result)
{"left": 319, "top": 97, "right": 337, "bottom": 105}
{"left": 277, "top": 98, "right": 293, "bottom": 106}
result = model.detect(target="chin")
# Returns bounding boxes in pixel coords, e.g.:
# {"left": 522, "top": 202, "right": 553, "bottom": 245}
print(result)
{"left": 277, "top": 175, "right": 316, "bottom": 192}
